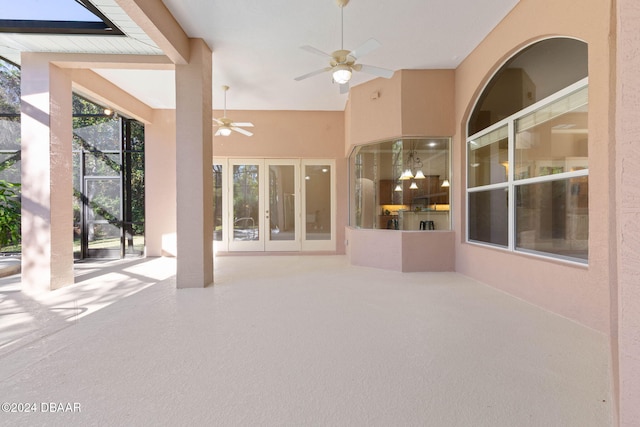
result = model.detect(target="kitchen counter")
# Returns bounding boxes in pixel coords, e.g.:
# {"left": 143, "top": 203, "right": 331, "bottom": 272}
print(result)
{"left": 398, "top": 210, "right": 450, "bottom": 231}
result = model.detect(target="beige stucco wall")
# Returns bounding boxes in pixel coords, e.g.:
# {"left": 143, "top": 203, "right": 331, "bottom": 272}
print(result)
{"left": 346, "top": 69, "right": 455, "bottom": 151}
{"left": 454, "top": 0, "right": 614, "bottom": 334}
{"left": 400, "top": 70, "right": 455, "bottom": 137}
{"left": 616, "top": 0, "right": 640, "bottom": 424}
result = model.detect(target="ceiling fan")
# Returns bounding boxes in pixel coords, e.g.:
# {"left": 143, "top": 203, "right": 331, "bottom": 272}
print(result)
{"left": 213, "top": 85, "right": 254, "bottom": 136}
{"left": 294, "top": 0, "right": 394, "bottom": 94}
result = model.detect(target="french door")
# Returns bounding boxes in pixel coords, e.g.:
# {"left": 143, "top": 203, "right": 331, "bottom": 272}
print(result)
{"left": 214, "top": 158, "right": 335, "bottom": 252}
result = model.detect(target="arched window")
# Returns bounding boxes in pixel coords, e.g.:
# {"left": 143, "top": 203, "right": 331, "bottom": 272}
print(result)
{"left": 466, "top": 38, "right": 589, "bottom": 263}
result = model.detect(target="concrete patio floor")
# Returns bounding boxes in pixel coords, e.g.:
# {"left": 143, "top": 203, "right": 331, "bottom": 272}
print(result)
{"left": 0, "top": 255, "right": 612, "bottom": 426}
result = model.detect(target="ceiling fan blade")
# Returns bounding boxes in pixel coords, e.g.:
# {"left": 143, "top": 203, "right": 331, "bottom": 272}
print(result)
{"left": 339, "top": 82, "right": 349, "bottom": 94}
{"left": 230, "top": 122, "right": 254, "bottom": 127}
{"left": 356, "top": 64, "right": 394, "bottom": 79}
{"left": 294, "top": 67, "right": 332, "bottom": 81}
{"left": 300, "top": 45, "right": 333, "bottom": 58}
{"left": 350, "top": 38, "right": 381, "bottom": 60}
{"left": 213, "top": 118, "right": 224, "bottom": 125}
{"left": 231, "top": 126, "right": 253, "bottom": 137}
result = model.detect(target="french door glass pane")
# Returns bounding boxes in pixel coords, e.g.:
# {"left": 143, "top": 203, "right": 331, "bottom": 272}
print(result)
{"left": 213, "top": 164, "right": 223, "bottom": 241}
{"left": 233, "top": 164, "right": 259, "bottom": 241}
{"left": 269, "top": 165, "right": 295, "bottom": 241}
{"left": 305, "top": 165, "right": 331, "bottom": 241}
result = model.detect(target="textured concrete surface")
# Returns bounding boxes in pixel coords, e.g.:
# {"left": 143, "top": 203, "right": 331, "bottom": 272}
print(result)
{"left": 0, "top": 257, "right": 20, "bottom": 278}
{"left": 0, "top": 256, "right": 612, "bottom": 426}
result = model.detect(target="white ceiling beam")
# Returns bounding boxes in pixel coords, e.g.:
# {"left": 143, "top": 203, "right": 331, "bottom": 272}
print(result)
{"left": 114, "top": 0, "right": 191, "bottom": 64}
{"left": 71, "top": 69, "right": 154, "bottom": 123}
{"left": 46, "top": 53, "right": 174, "bottom": 70}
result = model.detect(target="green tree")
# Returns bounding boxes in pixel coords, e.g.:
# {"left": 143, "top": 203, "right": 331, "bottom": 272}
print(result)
{"left": 0, "top": 180, "right": 20, "bottom": 247}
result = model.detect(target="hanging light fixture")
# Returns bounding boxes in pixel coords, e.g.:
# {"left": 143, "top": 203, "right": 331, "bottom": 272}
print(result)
{"left": 399, "top": 142, "right": 424, "bottom": 184}
{"left": 409, "top": 181, "right": 418, "bottom": 190}
{"left": 394, "top": 184, "right": 402, "bottom": 191}
{"left": 332, "top": 2, "right": 352, "bottom": 85}
{"left": 399, "top": 168, "right": 414, "bottom": 180}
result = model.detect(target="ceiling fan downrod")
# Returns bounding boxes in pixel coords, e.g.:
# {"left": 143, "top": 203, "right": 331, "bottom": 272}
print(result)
{"left": 336, "top": 0, "right": 349, "bottom": 50}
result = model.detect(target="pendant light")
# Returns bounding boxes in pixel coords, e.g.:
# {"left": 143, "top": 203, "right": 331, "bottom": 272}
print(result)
{"left": 442, "top": 147, "right": 450, "bottom": 187}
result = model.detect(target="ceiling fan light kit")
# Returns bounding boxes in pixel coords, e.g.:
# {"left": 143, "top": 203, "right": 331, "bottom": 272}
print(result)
{"left": 213, "top": 85, "right": 254, "bottom": 137}
{"left": 332, "top": 64, "right": 352, "bottom": 84}
{"left": 294, "top": 0, "right": 393, "bottom": 92}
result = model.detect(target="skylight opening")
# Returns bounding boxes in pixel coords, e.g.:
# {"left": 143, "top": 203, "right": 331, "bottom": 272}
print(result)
{"left": 0, "top": 0, "right": 124, "bottom": 35}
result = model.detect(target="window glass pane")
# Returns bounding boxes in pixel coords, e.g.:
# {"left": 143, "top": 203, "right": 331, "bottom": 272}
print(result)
{"left": 213, "top": 164, "right": 223, "bottom": 241}
{"left": 269, "top": 164, "right": 295, "bottom": 241}
{"left": 233, "top": 164, "right": 259, "bottom": 241}
{"left": 84, "top": 152, "right": 121, "bottom": 176}
{"left": 0, "top": 117, "right": 20, "bottom": 150}
{"left": 129, "top": 121, "right": 145, "bottom": 152}
{"left": 87, "top": 223, "right": 121, "bottom": 252}
{"left": 305, "top": 165, "right": 331, "bottom": 240}
{"left": 0, "top": 151, "right": 20, "bottom": 182}
{"left": 86, "top": 179, "right": 121, "bottom": 223}
{"left": 468, "top": 38, "right": 588, "bottom": 135}
{"left": 350, "top": 138, "right": 450, "bottom": 230}
{"left": 73, "top": 119, "right": 121, "bottom": 151}
{"left": 468, "top": 188, "right": 509, "bottom": 247}
{"left": 0, "top": 59, "right": 20, "bottom": 115}
{"left": 516, "top": 178, "right": 588, "bottom": 261}
{"left": 0, "top": 0, "right": 123, "bottom": 36}
{"left": 515, "top": 87, "right": 588, "bottom": 179}
{"left": 468, "top": 126, "right": 508, "bottom": 187}
{"left": 0, "top": 0, "right": 103, "bottom": 21}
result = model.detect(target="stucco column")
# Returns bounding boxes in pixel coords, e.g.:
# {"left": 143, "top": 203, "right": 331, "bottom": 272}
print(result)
{"left": 174, "top": 38, "right": 213, "bottom": 288}
{"left": 20, "top": 54, "right": 74, "bottom": 293}
{"left": 616, "top": 1, "right": 640, "bottom": 425}
{"left": 144, "top": 110, "right": 177, "bottom": 257}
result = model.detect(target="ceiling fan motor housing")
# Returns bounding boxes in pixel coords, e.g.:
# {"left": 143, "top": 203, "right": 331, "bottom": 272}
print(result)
{"left": 331, "top": 50, "right": 356, "bottom": 67}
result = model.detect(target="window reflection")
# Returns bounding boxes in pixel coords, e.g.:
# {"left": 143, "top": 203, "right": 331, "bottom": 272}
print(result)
{"left": 468, "top": 189, "right": 509, "bottom": 247}
{"left": 350, "top": 138, "right": 451, "bottom": 230}
{"left": 305, "top": 165, "right": 331, "bottom": 240}
{"left": 516, "top": 179, "right": 588, "bottom": 261}
{"left": 468, "top": 38, "right": 588, "bottom": 136}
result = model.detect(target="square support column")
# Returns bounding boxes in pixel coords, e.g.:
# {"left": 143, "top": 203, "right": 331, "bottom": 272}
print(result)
{"left": 20, "top": 54, "right": 74, "bottom": 293}
{"left": 175, "top": 38, "right": 213, "bottom": 288}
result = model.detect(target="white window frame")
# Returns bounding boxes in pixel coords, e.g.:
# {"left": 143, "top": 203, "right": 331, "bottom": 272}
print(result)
{"left": 465, "top": 77, "right": 589, "bottom": 264}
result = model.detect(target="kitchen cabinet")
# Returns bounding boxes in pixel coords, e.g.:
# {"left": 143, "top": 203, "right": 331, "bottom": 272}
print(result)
{"left": 379, "top": 180, "right": 402, "bottom": 205}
